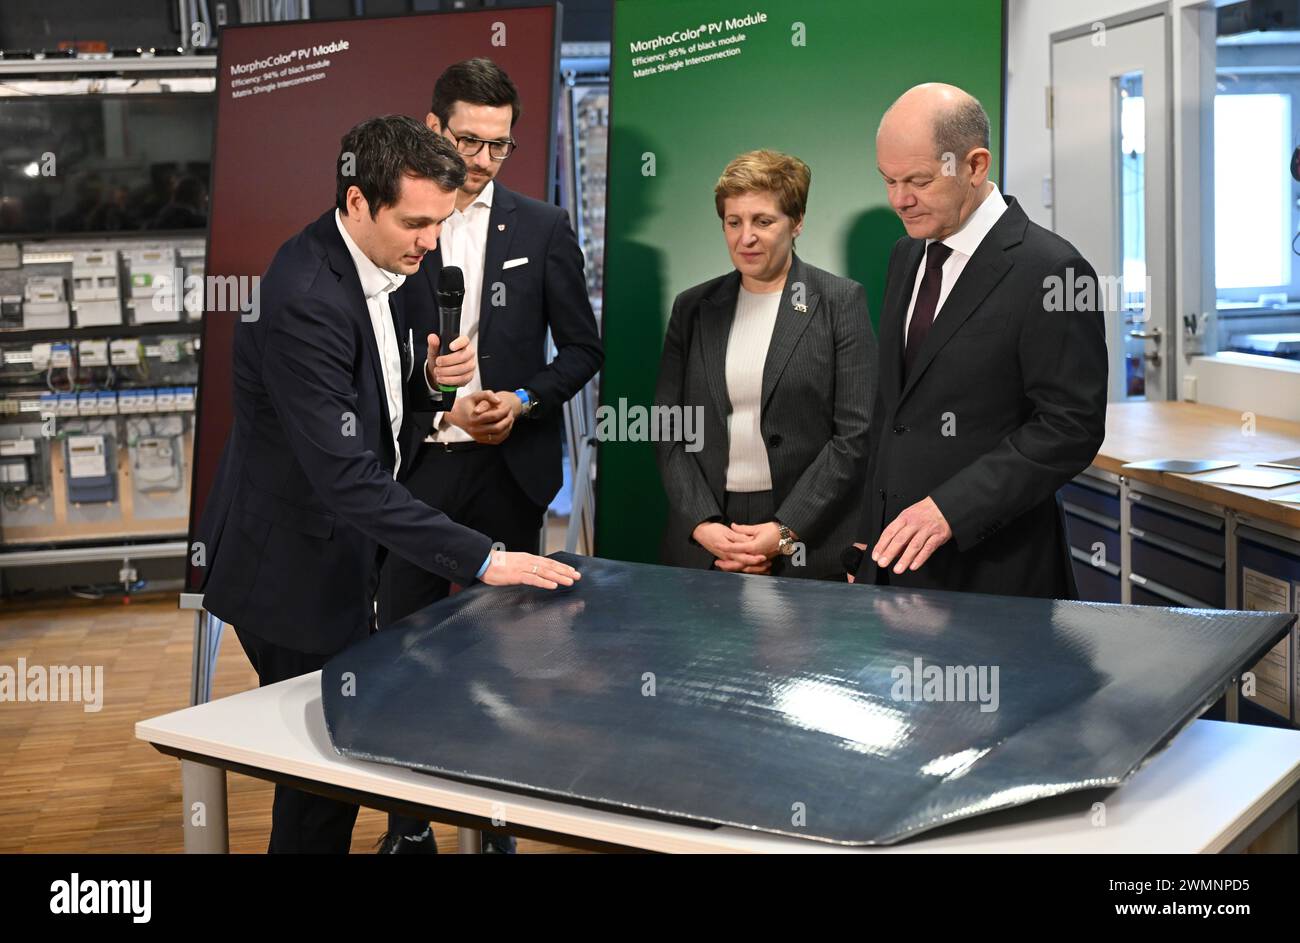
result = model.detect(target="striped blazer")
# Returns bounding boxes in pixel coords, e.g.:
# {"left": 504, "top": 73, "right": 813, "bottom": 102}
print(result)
{"left": 654, "top": 254, "right": 877, "bottom": 579}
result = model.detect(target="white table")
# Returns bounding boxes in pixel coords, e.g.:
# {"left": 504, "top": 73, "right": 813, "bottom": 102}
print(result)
{"left": 136, "top": 671, "right": 1300, "bottom": 853}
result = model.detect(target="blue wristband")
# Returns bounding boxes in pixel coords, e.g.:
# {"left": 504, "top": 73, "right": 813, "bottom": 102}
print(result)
{"left": 476, "top": 552, "right": 492, "bottom": 579}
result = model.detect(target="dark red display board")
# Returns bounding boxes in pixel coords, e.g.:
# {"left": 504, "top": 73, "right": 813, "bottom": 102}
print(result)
{"left": 187, "top": 8, "right": 559, "bottom": 588}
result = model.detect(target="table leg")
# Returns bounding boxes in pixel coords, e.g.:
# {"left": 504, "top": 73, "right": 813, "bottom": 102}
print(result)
{"left": 206, "top": 611, "right": 225, "bottom": 701}
{"left": 181, "top": 760, "right": 229, "bottom": 854}
{"left": 1247, "top": 803, "right": 1298, "bottom": 854}
{"left": 189, "top": 610, "right": 203, "bottom": 707}
{"left": 1224, "top": 678, "right": 1239, "bottom": 723}
{"left": 190, "top": 609, "right": 226, "bottom": 707}
{"left": 457, "top": 827, "right": 483, "bottom": 854}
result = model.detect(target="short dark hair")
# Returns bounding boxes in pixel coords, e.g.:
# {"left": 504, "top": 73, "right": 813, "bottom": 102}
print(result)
{"left": 933, "top": 97, "right": 990, "bottom": 161}
{"left": 714, "top": 150, "right": 811, "bottom": 221}
{"left": 335, "top": 114, "right": 466, "bottom": 218}
{"left": 430, "top": 58, "right": 522, "bottom": 129}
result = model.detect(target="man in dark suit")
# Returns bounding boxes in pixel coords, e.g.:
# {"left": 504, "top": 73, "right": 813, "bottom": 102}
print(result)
{"left": 376, "top": 60, "right": 602, "bottom": 853}
{"left": 196, "top": 115, "right": 580, "bottom": 853}
{"left": 847, "top": 83, "right": 1107, "bottom": 598}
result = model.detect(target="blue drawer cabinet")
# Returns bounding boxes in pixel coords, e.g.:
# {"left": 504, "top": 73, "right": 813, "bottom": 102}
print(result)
{"left": 1063, "top": 507, "right": 1121, "bottom": 565}
{"left": 1060, "top": 478, "right": 1121, "bottom": 521}
{"left": 1236, "top": 526, "right": 1300, "bottom": 726}
{"left": 1071, "top": 551, "right": 1122, "bottom": 603}
{"left": 1130, "top": 532, "right": 1225, "bottom": 608}
{"left": 1062, "top": 474, "right": 1121, "bottom": 603}
{"left": 1126, "top": 486, "right": 1226, "bottom": 611}
{"left": 1130, "top": 498, "right": 1224, "bottom": 558}
{"left": 1104, "top": 474, "right": 1297, "bottom": 733}
{"left": 1130, "top": 575, "right": 1218, "bottom": 610}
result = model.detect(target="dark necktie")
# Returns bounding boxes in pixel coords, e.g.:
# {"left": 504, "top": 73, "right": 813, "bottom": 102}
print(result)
{"left": 903, "top": 241, "right": 953, "bottom": 377}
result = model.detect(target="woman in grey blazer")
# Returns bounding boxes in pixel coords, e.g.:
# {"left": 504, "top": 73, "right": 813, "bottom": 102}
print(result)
{"left": 654, "top": 149, "right": 877, "bottom": 580}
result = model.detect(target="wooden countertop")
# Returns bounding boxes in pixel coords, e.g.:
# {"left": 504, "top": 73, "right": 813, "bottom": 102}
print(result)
{"left": 1095, "top": 402, "right": 1300, "bottom": 532}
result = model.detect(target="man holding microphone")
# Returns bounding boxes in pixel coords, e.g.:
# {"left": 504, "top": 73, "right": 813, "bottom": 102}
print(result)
{"left": 197, "top": 114, "right": 579, "bottom": 854}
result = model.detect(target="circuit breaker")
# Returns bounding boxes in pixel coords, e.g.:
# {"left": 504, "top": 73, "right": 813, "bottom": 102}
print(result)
{"left": 132, "top": 435, "right": 182, "bottom": 492}
{"left": 1, "top": 294, "right": 21, "bottom": 330}
{"left": 64, "top": 433, "right": 117, "bottom": 504}
{"left": 0, "top": 436, "right": 39, "bottom": 488}
{"left": 71, "top": 250, "right": 123, "bottom": 327}
{"left": 127, "top": 246, "right": 182, "bottom": 325}
{"left": 23, "top": 275, "right": 71, "bottom": 329}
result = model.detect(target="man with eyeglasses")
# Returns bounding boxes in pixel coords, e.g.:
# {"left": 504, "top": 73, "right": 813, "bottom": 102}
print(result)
{"left": 376, "top": 58, "right": 603, "bottom": 854}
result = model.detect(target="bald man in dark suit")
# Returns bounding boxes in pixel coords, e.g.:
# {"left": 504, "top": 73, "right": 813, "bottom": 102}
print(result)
{"left": 847, "top": 84, "right": 1107, "bottom": 598}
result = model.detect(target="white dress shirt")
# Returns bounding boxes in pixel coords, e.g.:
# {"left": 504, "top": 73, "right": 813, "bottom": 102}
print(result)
{"left": 432, "top": 180, "right": 494, "bottom": 444}
{"left": 334, "top": 210, "right": 407, "bottom": 476}
{"left": 725, "top": 285, "right": 782, "bottom": 492}
{"left": 335, "top": 212, "right": 494, "bottom": 583}
{"left": 903, "top": 183, "right": 1009, "bottom": 338}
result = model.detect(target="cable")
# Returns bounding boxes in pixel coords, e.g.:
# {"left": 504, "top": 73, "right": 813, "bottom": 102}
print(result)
{"left": 68, "top": 578, "right": 147, "bottom": 600}
{"left": 45, "top": 366, "right": 73, "bottom": 393}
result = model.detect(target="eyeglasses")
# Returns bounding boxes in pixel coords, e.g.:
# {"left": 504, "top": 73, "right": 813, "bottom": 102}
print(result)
{"left": 446, "top": 129, "right": 516, "bottom": 161}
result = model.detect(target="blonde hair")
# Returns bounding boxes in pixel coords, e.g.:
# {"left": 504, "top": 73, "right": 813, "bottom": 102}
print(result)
{"left": 714, "top": 149, "right": 811, "bottom": 221}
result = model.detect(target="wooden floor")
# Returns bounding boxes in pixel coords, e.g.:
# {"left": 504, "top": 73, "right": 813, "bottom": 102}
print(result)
{"left": 0, "top": 594, "right": 580, "bottom": 853}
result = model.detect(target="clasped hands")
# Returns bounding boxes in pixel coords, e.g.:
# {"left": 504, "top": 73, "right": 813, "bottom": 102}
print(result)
{"left": 692, "top": 520, "right": 788, "bottom": 575}
{"left": 447, "top": 390, "right": 522, "bottom": 444}
{"left": 423, "top": 333, "right": 522, "bottom": 445}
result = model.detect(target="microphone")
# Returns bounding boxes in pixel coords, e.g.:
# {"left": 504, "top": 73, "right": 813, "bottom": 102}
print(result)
{"left": 435, "top": 266, "right": 465, "bottom": 394}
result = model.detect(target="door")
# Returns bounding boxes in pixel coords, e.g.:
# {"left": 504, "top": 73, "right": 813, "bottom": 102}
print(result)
{"left": 1052, "top": 12, "right": 1172, "bottom": 402}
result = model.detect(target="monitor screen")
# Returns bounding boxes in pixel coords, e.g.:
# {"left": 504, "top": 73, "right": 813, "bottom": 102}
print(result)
{"left": 0, "top": 94, "right": 215, "bottom": 237}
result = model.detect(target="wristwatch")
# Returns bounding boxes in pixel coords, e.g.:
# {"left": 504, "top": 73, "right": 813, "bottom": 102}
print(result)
{"left": 777, "top": 521, "right": 796, "bottom": 556}
{"left": 514, "top": 387, "right": 539, "bottom": 418}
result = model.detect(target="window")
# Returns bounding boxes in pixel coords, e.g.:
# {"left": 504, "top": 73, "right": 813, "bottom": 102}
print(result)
{"left": 1215, "top": 93, "right": 1292, "bottom": 291}
{"left": 1119, "top": 74, "right": 1148, "bottom": 396}
{"left": 1212, "top": 29, "right": 1300, "bottom": 363}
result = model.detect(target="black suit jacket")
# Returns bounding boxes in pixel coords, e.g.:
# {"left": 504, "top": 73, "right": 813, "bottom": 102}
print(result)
{"left": 198, "top": 210, "right": 494, "bottom": 654}
{"left": 655, "top": 255, "right": 877, "bottom": 579}
{"left": 396, "top": 183, "right": 603, "bottom": 509}
{"left": 853, "top": 196, "right": 1107, "bottom": 598}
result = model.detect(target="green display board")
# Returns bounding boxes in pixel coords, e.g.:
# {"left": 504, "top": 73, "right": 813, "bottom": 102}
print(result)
{"left": 597, "top": 0, "right": 1005, "bottom": 562}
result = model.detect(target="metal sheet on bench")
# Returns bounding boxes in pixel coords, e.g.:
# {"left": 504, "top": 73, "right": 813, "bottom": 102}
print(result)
{"left": 321, "top": 553, "right": 1295, "bottom": 845}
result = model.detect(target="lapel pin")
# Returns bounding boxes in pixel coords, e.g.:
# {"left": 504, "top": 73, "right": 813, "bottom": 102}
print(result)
{"left": 794, "top": 302, "right": 808, "bottom": 313}
{"left": 497, "top": 223, "right": 506, "bottom": 231}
